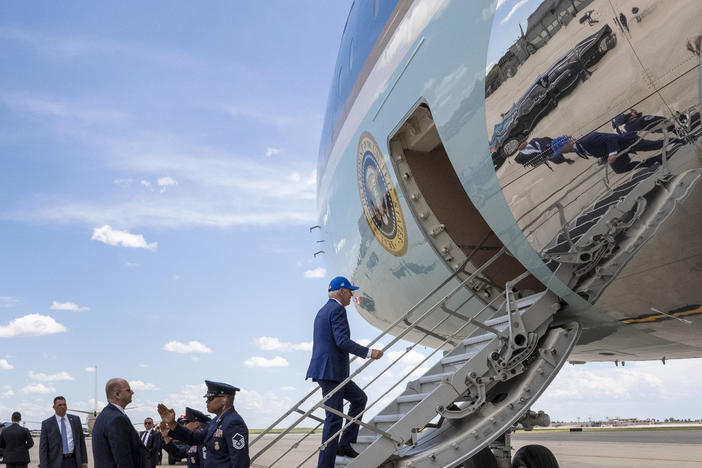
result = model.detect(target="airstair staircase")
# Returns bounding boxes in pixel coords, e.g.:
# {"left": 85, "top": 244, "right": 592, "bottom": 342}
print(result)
{"left": 539, "top": 126, "right": 701, "bottom": 301}
{"left": 250, "top": 246, "right": 581, "bottom": 468}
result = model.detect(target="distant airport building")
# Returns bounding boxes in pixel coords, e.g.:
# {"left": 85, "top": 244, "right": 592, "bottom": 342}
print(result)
{"left": 486, "top": 0, "right": 595, "bottom": 96}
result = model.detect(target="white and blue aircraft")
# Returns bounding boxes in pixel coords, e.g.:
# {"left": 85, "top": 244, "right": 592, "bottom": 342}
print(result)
{"left": 254, "top": 1, "right": 701, "bottom": 467}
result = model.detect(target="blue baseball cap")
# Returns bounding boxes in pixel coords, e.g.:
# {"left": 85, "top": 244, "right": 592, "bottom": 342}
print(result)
{"left": 551, "top": 136, "right": 571, "bottom": 156}
{"left": 328, "top": 276, "right": 359, "bottom": 292}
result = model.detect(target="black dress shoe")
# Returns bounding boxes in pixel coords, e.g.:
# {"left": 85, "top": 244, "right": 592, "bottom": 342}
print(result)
{"left": 337, "top": 445, "right": 360, "bottom": 458}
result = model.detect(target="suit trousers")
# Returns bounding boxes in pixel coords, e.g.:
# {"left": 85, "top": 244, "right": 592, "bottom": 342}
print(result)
{"left": 610, "top": 135, "right": 664, "bottom": 174}
{"left": 6, "top": 464, "right": 29, "bottom": 468}
{"left": 62, "top": 454, "right": 79, "bottom": 468}
{"left": 316, "top": 379, "right": 368, "bottom": 468}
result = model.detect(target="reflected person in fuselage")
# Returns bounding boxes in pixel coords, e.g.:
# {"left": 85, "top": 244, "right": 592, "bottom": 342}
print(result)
{"left": 551, "top": 133, "right": 675, "bottom": 174}
{"left": 306, "top": 276, "right": 383, "bottom": 467}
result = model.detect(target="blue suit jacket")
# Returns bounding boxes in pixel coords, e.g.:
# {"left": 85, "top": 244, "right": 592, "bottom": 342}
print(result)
{"left": 39, "top": 413, "right": 88, "bottom": 468}
{"left": 92, "top": 404, "right": 148, "bottom": 468}
{"left": 306, "top": 299, "right": 370, "bottom": 382}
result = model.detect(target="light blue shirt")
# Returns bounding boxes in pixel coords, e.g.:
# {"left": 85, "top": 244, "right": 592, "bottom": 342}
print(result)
{"left": 54, "top": 414, "right": 75, "bottom": 453}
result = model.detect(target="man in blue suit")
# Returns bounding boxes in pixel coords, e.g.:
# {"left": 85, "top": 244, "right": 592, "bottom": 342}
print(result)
{"left": 551, "top": 132, "right": 681, "bottom": 174}
{"left": 306, "top": 276, "right": 384, "bottom": 468}
{"left": 39, "top": 396, "right": 88, "bottom": 468}
{"left": 92, "top": 378, "right": 148, "bottom": 468}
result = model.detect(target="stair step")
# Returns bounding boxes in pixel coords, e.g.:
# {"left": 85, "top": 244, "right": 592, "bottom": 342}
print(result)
{"left": 416, "top": 371, "right": 453, "bottom": 385}
{"left": 355, "top": 435, "right": 379, "bottom": 445}
{"left": 396, "top": 392, "right": 430, "bottom": 404}
{"left": 441, "top": 351, "right": 479, "bottom": 366}
{"left": 461, "top": 332, "right": 497, "bottom": 347}
{"left": 372, "top": 413, "right": 404, "bottom": 424}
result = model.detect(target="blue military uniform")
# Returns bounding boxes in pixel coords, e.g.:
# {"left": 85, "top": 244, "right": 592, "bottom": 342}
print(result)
{"left": 163, "top": 407, "right": 210, "bottom": 467}
{"left": 169, "top": 381, "right": 250, "bottom": 468}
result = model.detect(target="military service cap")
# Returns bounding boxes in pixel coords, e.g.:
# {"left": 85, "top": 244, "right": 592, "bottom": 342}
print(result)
{"left": 184, "top": 407, "right": 211, "bottom": 423}
{"left": 204, "top": 380, "right": 240, "bottom": 398}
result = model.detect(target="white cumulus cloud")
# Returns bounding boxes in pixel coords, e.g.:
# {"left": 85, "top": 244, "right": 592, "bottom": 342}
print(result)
{"left": 130, "top": 380, "right": 160, "bottom": 391}
{"left": 501, "top": 0, "right": 530, "bottom": 24}
{"left": 265, "top": 147, "right": 281, "bottom": 157}
{"left": 1, "top": 386, "right": 14, "bottom": 398}
{"left": 50, "top": 301, "right": 89, "bottom": 311}
{"left": 22, "top": 383, "right": 56, "bottom": 394}
{"left": 29, "top": 371, "right": 74, "bottom": 382}
{"left": 243, "top": 356, "right": 289, "bottom": 368}
{"left": 304, "top": 267, "right": 326, "bottom": 279}
{"left": 157, "top": 176, "right": 176, "bottom": 187}
{"left": 163, "top": 340, "right": 212, "bottom": 354}
{"left": 253, "top": 336, "right": 312, "bottom": 352}
{"left": 0, "top": 359, "right": 14, "bottom": 370}
{"left": 0, "top": 314, "right": 67, "bottom": 338}
{"left": 387, "top": 349, "right": 427, "bottom": 367}
{"left": 91, "top": 225, "right": 157, "bottom": 251}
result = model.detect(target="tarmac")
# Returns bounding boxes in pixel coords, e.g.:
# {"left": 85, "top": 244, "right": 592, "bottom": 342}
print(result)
{"left": 13, "top": 428, "right": 702, "bottom": 466}
{"left": 248, "top": 429, "right": 702, "bottom": 468}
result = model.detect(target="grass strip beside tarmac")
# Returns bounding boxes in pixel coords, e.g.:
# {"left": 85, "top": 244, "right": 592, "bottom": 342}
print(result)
{"left": 519, "top": 425, "right": 702, "bottom": 433}
{"left": 249, "top": 427, "right": 323, "bottom": 434}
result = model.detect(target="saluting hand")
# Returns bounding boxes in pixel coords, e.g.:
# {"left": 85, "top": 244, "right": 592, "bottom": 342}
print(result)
{"left": 157, "top": 403, "right": 176, "bottom": 428}
{"left": 370, "top": 349, "right": 384, "bottom": 359}
{"left": 158, "top": 421, "right": 171, "bottom": 439}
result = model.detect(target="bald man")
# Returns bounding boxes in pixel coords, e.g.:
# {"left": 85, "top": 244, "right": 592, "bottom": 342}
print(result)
{"left": 91, "top": 378, "right": 148, "bottom": 468}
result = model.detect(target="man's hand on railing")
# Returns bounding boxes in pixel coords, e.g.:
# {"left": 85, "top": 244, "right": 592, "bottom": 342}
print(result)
{"left": 370, "top": 349, "right": 384, "bottom": 359}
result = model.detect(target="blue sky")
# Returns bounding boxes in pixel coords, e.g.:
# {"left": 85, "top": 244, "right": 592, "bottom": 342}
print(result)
{"left": 486, "top": 0, "right": 541, "bottom": 70}
{"left": 0, "top": 0, "right": 700, "bottom": 432}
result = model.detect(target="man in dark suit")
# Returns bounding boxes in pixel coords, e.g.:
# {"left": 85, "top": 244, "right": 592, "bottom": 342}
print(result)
{"left": 92, "top": 378, "right": 148, "bottom": 468}
{"left": 139, "top": 417, "right": 161, "bottom": 468}
{"left": 305, "top": 276, "right": 383, "bottom": 468}
{"left": 0, "top": 411, "right": 34, "bottom": 468}
{"left": 39, "top": 396, "right": 88, "bottom": 468}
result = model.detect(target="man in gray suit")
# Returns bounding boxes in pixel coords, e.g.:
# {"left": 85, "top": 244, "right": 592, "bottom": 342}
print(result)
{"left": 39, "top": 396, "right": 88, "bottom": 468}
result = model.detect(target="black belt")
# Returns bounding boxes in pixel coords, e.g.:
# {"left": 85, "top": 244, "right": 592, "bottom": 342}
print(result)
{"left": 63, "top": 452, "right": 75, "bottom": 458}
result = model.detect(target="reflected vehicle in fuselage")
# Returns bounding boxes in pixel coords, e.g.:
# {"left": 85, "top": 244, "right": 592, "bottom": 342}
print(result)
{"left": 490, "top": 24, "right": 616, "bottom": 166}
{"left": 313, "top": 0, "right": 701, "bottom": 466}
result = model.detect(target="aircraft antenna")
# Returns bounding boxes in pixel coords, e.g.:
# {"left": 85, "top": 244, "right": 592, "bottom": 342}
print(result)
{"left": 94, "top": 364, "right": 98, "bottom": 413}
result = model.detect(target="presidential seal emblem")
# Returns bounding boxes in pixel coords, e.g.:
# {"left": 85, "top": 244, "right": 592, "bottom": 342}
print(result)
{"left": 357, "top": 132, "right": 408, "bottom": 256}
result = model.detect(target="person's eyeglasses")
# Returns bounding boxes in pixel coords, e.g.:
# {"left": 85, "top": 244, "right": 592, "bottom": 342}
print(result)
{"left": 206, "top": 395, "right": 220, "bottom": 402}
{"left": 144, "top": 422, "right": 153, "bottom": 425}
